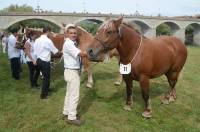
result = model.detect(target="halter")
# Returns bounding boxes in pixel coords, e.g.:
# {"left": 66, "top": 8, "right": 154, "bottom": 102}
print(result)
{"left": 94, "top": 27, "right": 121, "bottom": 52}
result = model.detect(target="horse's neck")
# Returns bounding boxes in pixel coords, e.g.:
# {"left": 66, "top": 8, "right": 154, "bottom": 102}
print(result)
{"left": 78, "top": 31, "right": 93, "bottom": 51}
{"left": 117, "top": 25, "right": 142, "bottom": 64}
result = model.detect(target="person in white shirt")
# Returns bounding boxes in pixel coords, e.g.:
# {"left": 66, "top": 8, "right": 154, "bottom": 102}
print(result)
{"left": 24, "top": 31, "right": 40, "bottom": 88}
{"left": 1, "top": 33, "right": 8, "bottom": 53}
{"left": 62, "top": 24, "right": 87, "bottom": 126}
{"left": 7, "top": 29, "right": 21, "bottom": 80}
{"left": 34, "top": 27, "right": 61, "bottom": 99}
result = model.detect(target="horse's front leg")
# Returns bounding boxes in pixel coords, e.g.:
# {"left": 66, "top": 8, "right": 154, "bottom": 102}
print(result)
{"left": 123, "top": 75, "right": 133, "bottom": 111}
{"left": 114, "top": 73, "right": 123, "bottom": 86}
{"left": 82, "top": 58, "right": 94, "bottom": 88}
{"left": 86, "top": 70, "right": 94, "bottom": 88}
{"left": 140, "top": 75, "right": 152, "bottom": 118}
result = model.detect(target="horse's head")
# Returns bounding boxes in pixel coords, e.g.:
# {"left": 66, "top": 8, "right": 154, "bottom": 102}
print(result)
{"left": 87, "top": 17, "right": 123, "bottom": 61}
{"left": 75, "top": 26, "right": 108, "bottom": 62}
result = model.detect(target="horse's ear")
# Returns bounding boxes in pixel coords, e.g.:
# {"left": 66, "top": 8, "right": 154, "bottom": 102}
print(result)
{"left": 114, "top": 17, "right": 123, "bottom": 28}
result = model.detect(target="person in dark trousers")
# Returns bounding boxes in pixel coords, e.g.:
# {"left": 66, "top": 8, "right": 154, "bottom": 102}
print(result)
{"left": 34, "top": 27, "right": 62, "bottom": 99}
{"left": 7, "top": 29, "right": 21, "bottom": 80}
{"left": 24, "top": 31, "right": 40, "bottom": 88}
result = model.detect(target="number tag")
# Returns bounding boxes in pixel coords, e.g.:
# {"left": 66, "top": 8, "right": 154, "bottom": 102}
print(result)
{"left": 119, "top": 63, "right": 131, "bottom": 74}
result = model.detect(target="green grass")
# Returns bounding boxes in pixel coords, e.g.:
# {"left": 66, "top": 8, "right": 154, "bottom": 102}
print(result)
{"left": 0, "top": 45, "right": 200, "bottom": 132}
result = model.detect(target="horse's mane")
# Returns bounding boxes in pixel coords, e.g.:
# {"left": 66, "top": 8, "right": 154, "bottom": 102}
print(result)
{"left": 122, "top": 22, "right": 147, "bottom": 39}
{"left": 122, "top": 23, "right": 140, "bottom": 33}
{"left": 76, "top": 26, "right": 88, "bottom": 33}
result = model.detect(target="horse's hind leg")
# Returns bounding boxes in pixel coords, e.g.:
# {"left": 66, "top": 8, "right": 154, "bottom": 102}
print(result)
{"left": 123, "top": 75, "right": 133, "bottom": 111}
{"left": 140, "top": 75, "right": 152, "bottom": 118}
{"left": 162, "top": 71, "right": 179, "bottom": 104}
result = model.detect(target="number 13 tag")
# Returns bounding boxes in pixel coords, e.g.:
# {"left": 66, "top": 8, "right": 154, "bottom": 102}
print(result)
{"left": 119, "top": 63, "right": 131, "bottom": 74}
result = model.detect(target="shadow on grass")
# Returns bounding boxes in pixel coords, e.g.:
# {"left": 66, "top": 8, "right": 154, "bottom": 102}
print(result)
{"left": 78, "top": 88, "right": 97, "bottom": 116}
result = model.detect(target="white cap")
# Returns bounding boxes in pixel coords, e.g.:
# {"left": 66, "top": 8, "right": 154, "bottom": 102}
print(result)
{"left": 65, "top": 23, "right": 75, "bottom": 31}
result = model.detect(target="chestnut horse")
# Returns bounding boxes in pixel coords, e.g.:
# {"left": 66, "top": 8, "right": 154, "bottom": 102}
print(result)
{"left": 22, "top": 27, "right": 94, "bottom": 88}
{"left": 88, "top": 17, "right": 187, "bottom": 118}
{"left": 23, "top": 27, "right": 122, "bottom": 88}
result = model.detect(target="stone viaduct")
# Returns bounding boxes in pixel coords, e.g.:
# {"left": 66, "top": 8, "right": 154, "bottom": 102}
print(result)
{"left": 1, "top": 12, "right": 200, "bottom": 45}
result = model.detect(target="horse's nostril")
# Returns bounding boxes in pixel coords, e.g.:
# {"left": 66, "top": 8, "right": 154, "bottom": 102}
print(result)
{"left": 88, "top": 49, "right": 94, "bottom": 57}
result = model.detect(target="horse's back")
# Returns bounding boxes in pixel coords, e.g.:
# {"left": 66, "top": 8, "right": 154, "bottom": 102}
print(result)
{"left": 138, "top": 36, "right": 187, "bottom": 78}
{"left": 154, "top": 36, "right": 187, "bottom": 71}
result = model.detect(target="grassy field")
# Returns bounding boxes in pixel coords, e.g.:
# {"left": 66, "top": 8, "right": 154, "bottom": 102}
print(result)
{"left": 0, "top": 45, "right": 200, "bottom": 132}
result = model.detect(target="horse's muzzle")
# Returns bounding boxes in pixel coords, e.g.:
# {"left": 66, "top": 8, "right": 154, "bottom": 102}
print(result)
{"left": 87, "top": 48, "right": 99, "bottom": 62}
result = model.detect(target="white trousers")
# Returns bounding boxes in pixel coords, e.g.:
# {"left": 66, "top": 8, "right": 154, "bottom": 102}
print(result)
{"left": 63, "top": 69, "right": 80, "bottom": 120}
{"left": 2, "top": 42, "right": 6, "bottom": 53}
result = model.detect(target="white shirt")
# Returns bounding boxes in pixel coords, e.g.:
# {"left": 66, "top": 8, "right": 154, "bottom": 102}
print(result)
{"left": 34, "top": 34, "right": 58, "bottom": 62}
{"left": 7, "top": 34, "right": 20, "bottom": 59}
{"left": 2, "top": 36, "right": 7, "bottom": 45}
{"left": 25, "top": 39, "right": 36, "bottom": 61}
{"left": 63, "top": 38, "right": 81, "bottom": 69}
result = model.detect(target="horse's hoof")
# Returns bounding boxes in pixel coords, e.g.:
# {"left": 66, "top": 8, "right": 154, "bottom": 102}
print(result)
{"left": 169, "top": 97, "right": 175, "bottom": 102}
{"left": 114, "top": 81, "right": 121, "bottom": 86}
{"left": 123, "top": 105, "right": 132, "bottom": 111}
{"left": 142, "top": 111, "right": 152, "bottom": 118}
{"left": 161, "top": 98, "right": 170, "bottom": 105}
{"left": 86, "top": 82, "right": 93, "bottom": 88}
{"left": 168, "top": 95, "right": 176, "bottom": 103}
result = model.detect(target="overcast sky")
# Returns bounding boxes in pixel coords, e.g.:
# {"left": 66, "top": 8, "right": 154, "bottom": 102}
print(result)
{"left": 0, "top": 0, "right": 200, "bottom": 16}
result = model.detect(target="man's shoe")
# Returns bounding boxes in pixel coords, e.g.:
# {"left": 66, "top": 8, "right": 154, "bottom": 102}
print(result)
{"left": 40, "top": 95, "right": 48, "bottom": 99}
{"left": 62, "top": 114, "right": 68, "bottom": 120}
{"left": 66, "top": 119, "right": 84, "bottom": 126}
{"left": 34, "top": 83, "right": 39, "bottom": 87}
{"left": 62, "top": 114, "right": 81, "bottom": 120}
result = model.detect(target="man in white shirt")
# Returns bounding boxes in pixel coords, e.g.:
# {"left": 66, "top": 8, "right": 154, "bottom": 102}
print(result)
{"left": 7, "top": 29, "right": 21, "bottom": 80}
{"left": 34, "top": 27, "right": 61, "bottom": 99}
{"left": 62, "top": 24, "right": 87, "bottom": 126}
{"left": 24, "top": 32, "right": 40, "bottom": 88}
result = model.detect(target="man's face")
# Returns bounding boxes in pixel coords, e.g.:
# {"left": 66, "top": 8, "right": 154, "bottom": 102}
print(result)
{"left": 67, "top": 28, "right": 77, "bottom": 41}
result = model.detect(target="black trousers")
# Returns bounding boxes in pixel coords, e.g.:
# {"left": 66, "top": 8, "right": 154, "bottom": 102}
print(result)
{"left": 27, "top": 61, "right": 40, "bottom": 87}
{"left": 10, "top": 57, "right": 21, "bottom": 80}
{"left": 36, "top": 58, "right": 51, "bottom": 96}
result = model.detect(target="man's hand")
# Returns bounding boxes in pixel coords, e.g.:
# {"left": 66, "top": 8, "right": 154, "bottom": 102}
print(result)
{"left": 79, "top": 51, "right": 88, "bottom": 58}
{"left": 32, "top": 60, "right": 37, "bottom": 66}
{"left": 52, "top": 51, "right": 63, "bottom": 58}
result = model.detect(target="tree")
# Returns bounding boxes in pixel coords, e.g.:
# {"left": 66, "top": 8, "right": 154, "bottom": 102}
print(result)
{"left": 1, "top": 4, "right": 33, "bottom": 12}
{"left": 156, "top": 23, "right": 171, "bottom": 36}
{"left": 185, "top": 25, "right": 194, "bottom": 45}
{"left": 78, "top": 20, "right": 101, "bottom": 35}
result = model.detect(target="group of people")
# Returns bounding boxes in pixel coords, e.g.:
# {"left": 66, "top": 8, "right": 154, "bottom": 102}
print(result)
{"left": 5, "top": 24, "right": 87, "bottom": 126}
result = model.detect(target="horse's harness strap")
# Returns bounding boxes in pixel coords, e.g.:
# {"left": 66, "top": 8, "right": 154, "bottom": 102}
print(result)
{"left": 95, "top": 33, "right": 120, "bottom": 52}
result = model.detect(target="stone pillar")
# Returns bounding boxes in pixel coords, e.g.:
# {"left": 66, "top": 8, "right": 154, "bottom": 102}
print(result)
{"left": 193, "top": 31, "right": 200, "bottom": 46}
{"left": 144, "top": 28, "right": 156, "bottom": 39}
{"left": 173, "top": 28, "right": 185, "bottom": 44}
